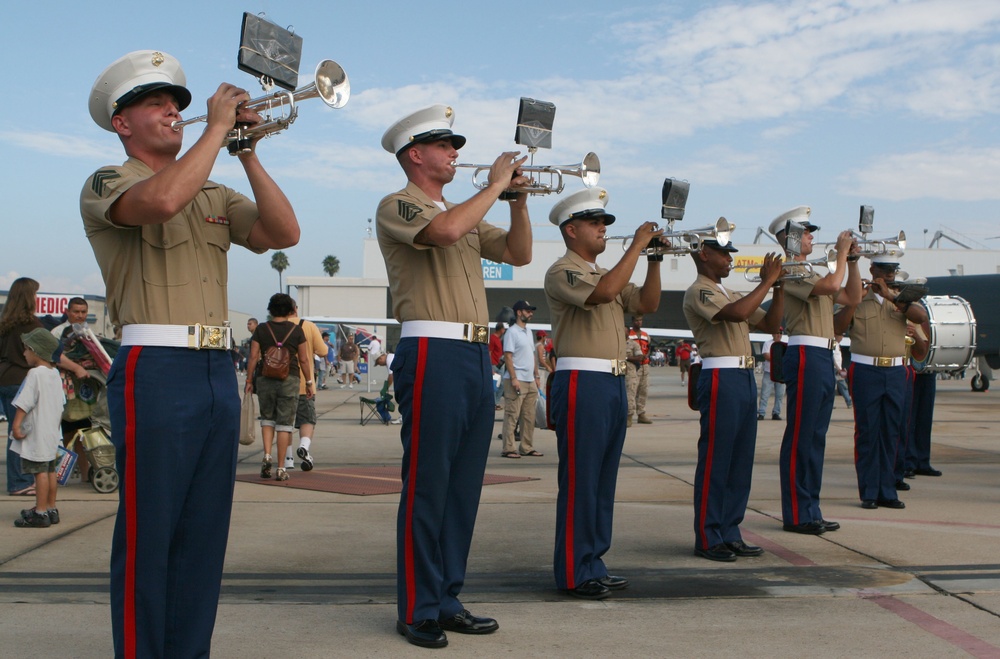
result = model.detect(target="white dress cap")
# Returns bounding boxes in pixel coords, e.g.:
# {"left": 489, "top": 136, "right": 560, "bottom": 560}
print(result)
{"left": 381, "top": 104, "right": 467, "bottom": 154}
{"left": 549, "top": 188, "right": 615, "bottom": 226}
{"left": 768, "top": 205, "right": 817, "bottom": 235}
{"left": 89, "top": 50, "right": 191, "bottom": 132}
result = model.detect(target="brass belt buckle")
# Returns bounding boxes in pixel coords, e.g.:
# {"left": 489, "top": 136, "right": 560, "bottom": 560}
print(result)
{"left": 611, "top": 359, "right": 627, "bottom": 376}
{"left": 744, "top": 356, "right": 755, "bottom": 369}
{"left": 874, "top": 356, "right": 893, "bottom": 367}
{"left": 188, "top": 324, "right": 231, "bottom": 350}
{"left": 463, "top": 322, "right": 489, "bottom": 344}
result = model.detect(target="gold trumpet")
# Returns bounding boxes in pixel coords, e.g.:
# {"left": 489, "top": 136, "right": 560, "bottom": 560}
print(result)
{"left": 171, "top": 59, "right": 350, "bottom": 154}
{"left": 605, "top": 217, "right": 734, "bottom": 256}
{"left": 452, "top": 152, "right": 600, "bottom": 195}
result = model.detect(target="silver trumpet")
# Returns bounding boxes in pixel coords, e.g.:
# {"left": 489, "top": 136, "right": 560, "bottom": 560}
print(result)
{"left": 838, "top": 230, "right": 906, "bottom": 257}
{"left": 171, "top": 59, "right": 350, "bottom": 154}
{"left": 605, "top": 217, "right": 734, "bottom": 256}
{"left": 452, "top": 152, "right": 600, "bottom": 195}
{"left": 743, "top": 261, "right": 814, "bottom": 282}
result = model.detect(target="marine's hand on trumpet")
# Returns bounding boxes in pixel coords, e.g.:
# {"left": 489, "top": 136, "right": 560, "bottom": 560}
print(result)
{"left": 630, "top": 221, "right": 666, "bottom": 253}
{"left": 833, "top": 229, "right": 855, "bottom": 257}
{"left": 758, "top": 252, "right": 785, "bottom": 287}
{"left": 485, "top": 151, "right": 529, "bottom": 198}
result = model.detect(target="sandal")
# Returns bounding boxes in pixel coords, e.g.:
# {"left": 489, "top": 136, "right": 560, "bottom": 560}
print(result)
{"left": 520, "top": 450, "right": 544, "bottom": 457}
{"left": 501, "top": 451, "right": 521, "bottom": 459}
{"left": 10, "top": 486, "right": 36, "bottom": 496}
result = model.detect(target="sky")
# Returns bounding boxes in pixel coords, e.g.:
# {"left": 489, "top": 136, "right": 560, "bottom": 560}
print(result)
{"left": 2, "top": 0, "right": 1000, "bottom": 318}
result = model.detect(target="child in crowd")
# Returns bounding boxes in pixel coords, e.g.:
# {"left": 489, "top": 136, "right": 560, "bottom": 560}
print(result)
{"left": 11, "top": 328, "right": 66, "bottom": 528}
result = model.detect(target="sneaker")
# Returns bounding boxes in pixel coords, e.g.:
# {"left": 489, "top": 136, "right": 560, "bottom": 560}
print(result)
{"left": 772, "top": 413, "right": 782, "bottom": 421}
{"left": 296, "top": 446, "right": 314, "bottom": 471}
{"left": 47, "top": 509, "right": 60, "bottom": 525}
{"left": 284, "top": 456, "right": 295, "bottom": 470}
{"left": 349, "top": 384, "right": 354, "bottom": 389}
{"left": 391, "top": 417, "right": 402, "bottom": 425}
{"left": 757, "top": 414, "right": 764, "bottom": 420}
{"left": 275, "top": 468, "right": 289, "bottom": 482}
{"left": 15, "top": 510, "right": 51, "bottom": 528}
{"left": 260, "top": 455, "right": 273, "bottom": 479}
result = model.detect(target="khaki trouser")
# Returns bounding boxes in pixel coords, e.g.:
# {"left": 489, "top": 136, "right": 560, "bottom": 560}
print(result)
{"left": 502, "top": 378, "right": 538, "bottom": 454}
{"left": 627, "top": 363, "right": 649, "bottom": 418}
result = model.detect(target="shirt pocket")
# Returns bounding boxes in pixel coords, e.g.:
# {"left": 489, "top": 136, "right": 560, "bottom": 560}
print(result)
{"left": 140, "top": 221, "right": 193, "bottom": 287}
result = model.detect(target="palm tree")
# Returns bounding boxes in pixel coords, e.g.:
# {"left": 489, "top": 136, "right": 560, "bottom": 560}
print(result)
{"left": 271, "top": 251, "right": 289, "bottom": 291}
{"left": 322, "top": 255, "right": 341, "bottom": 277}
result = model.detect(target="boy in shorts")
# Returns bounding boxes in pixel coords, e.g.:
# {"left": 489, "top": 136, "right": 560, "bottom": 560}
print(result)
{"left": 11, "top": 328, "right": 67, "bottom": 528}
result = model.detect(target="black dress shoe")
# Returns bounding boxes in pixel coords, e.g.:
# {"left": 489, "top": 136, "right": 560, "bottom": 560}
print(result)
{"left": 818, "top": 519, "right": 840, "bottom": 532}
{"left": 772, "top": 413, "right": 782, "bottom": 421}
{"left": 438, "top": 609, "right": 498, "bottom": 635}
{"left": 861, "top": 499, "right": 878, "bottom": 509}
{"left": 877, "top": 498, "right": 905, "bottom": 509}
{"left": 782, "top": 521, "right": 826, "bottom": 535}
{"left": 396, "top": 620, "right": 447, "bottom": 648}
{"left": 694, "top": 544, "right": 737, "bottom": 562}
{"left": 757, "top": 414, "right": 764, "bottom": 420}
{"left": 903, "top": 469, "right": 916, "bottom": 479}
{"left": 563, "top": 579, "right": 610, "bottom": 600}
{"left": 726, "top": 540, "right": 764, "bottom": 557}
{"left": 598, "top": 575, "right": 630, "bottom": 591}
{"left": 895, "top": 480, "right": 911, "bottom": 491}
{"left": 914, "top": 467, "right": 942, "bottom": 477}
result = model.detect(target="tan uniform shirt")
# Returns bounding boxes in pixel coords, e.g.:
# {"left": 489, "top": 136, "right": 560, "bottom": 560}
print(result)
{"left": 848, "top": 290, "right": 907, "bottom": 357}
{"left": 682, "top": 274, "right": 765, "bottom": 358}
{"left": 783, "top": 270, "right": 835, "bottom": 339}
{"left": 290, "top": 316, "right": 329, "bottom": 395}
{"left": 544, "top": 249, "right": 641, "bottom": 360}
{"left": 376, "top": 181, "right": 508, "bottom": 324}
{"left": 80, "top": 157, "right": 262, "bottom": 330}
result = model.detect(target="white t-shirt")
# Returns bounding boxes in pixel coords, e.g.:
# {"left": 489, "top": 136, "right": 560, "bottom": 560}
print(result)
{"left": 10, "top": 365, "right": 66, "bottom": 462}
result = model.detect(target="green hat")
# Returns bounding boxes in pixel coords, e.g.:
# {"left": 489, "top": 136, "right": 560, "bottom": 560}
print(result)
{"left": 21, "top": 328, "right": 61, "bottom": 362}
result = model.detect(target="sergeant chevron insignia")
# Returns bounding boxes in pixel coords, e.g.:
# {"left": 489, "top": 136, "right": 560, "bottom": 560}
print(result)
{"left": 699, "top": 289, "right": 714, "bottom": 304}
{"left": 397, "top": 200, "right": 422, "bottom": 222}
{"left": 91, "top": 169, "right": 121, "bottom": 197}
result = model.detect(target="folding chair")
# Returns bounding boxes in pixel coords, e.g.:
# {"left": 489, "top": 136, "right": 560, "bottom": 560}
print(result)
{"left": 359, "top": 397, "right": 385, "bottom": 426}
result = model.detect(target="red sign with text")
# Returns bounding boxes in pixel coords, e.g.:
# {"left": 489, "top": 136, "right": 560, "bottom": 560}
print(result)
{"left": 35, "top": 294, "right": 72, "bottom": 316}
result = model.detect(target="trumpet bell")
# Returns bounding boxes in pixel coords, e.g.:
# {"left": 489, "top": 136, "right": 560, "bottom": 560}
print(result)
{"left": 579, "top": 152, "right": 601, "bottom": 188}
{"left": 310, "top": 59, "right": 351, "bottom": 109}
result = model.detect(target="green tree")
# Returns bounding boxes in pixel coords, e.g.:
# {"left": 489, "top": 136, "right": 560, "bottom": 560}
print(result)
{"left": 271, "top": 251, "right": 289, "bottom": 291}
{"left": 322, "top": 255, "right": 341, "bottom": 277}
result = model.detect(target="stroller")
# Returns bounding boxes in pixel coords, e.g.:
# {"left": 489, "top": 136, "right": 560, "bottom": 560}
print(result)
{"left": 63, "top": 325, "right": 120, "bottom": 494}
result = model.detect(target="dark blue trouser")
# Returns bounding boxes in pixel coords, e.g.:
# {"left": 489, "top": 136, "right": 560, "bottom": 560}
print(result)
{"left": 907, "top": 372, "right": 938, "bottom": 471}
{"left": 550, "top": 370, "right": 626, "bottom": 590}
{"left": 392, "top": 338, "right": 493, "bottom": 624}
{"left": 2, "top": 383, "right": 35, "bottom": 493}
{"left": 694, "top": 368, "right": 758, "bottom": 549}
{"left": 894, "top": 366, "right": 916, "bottom": 481}
{"left": 779, "top": 345, "right": 834, "bottom": 525}
{"left": 108, "top": 347, "right": 239, "bottom": 659}
{"left": 848, "top": 362, "right": 905, "bottom": 501}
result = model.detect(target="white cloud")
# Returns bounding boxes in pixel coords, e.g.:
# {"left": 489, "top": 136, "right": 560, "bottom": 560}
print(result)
{"left": 844, "top": 146, "right": 1000, "bottom": 201}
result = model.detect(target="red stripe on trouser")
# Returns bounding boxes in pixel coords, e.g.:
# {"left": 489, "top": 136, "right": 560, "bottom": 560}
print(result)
{"left": 849, "top": 363, "right": 858, "bottom": 463}
{"left": 789, "top": 346, "right": 807, "bottom": 524}
{"left": 564, "top": 371, "right": 578, "bottom": 588}
{"left": 696, "top": 369, "right": 720, "bottom": 549}
{"left": 123, "top": 347, "right": 143, "bottom": 659}
{"left": 403, "top": 338, "right": 428, "bottom": 623}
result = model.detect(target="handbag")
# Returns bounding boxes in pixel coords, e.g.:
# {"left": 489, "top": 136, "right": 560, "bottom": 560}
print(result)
{"left": 239, "top": 389, "right": 258, "bottom": 446}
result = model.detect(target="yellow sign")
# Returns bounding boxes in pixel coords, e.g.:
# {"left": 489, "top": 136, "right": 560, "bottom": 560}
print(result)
{"left": 733, "top": 256, "right": 765, "bottom": 271}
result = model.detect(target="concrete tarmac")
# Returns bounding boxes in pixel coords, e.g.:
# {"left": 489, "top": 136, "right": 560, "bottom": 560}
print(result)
{"left": 3, "top": 367, "right": 1000, "bottom": 658}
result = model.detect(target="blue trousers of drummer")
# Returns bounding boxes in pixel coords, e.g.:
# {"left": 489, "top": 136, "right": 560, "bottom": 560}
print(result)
{"left": 694, "top": 367, "right": 758, "bottom": 550}
{"left": 848, "top": 362, "right": 905, "bottom": 501}
{"left": 894, "top": 366, "right": 916, "bottom": 481}
{"left": 907, "top": 371, "right": 937, "bottom": 471}
{"left": 779, "top": 345, "right": 834, "bottom": 525}
{"left": 391, "top": 338, "right": 493, "bottom": 624}
{"left": 550, "top": 370, "right": 626, "bottom": 590}
{"left": 107, "top": 346, "right": 239, "bottom": 659}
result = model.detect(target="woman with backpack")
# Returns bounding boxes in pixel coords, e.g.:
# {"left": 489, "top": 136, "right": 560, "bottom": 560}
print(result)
{"left": 244, "top": 294, "right": 313, "bottom": 482}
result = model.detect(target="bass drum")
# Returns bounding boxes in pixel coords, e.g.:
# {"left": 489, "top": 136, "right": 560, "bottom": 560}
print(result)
{"left": 912, "top": 295, "right": 977, "bottom": 373}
